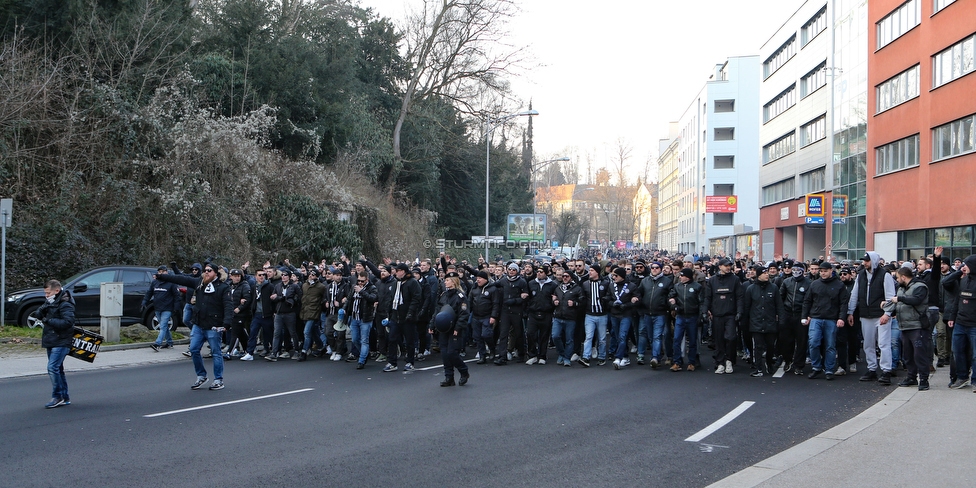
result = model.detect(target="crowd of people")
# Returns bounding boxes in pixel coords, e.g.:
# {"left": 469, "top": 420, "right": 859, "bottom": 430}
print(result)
{"left": 126, "top": 247, "right": 976, "bottom": 394}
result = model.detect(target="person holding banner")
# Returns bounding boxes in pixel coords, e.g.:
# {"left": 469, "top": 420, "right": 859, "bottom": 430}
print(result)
{"left": 39, "top": 279, "right": 76, "bottom": 409}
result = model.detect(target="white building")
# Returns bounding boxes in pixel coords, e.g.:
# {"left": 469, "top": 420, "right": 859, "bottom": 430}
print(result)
{"left": 658, "top": 56, "right": 761, "bottom": 256}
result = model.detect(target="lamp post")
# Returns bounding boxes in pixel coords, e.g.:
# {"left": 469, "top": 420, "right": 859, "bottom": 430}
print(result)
{"left": 485, "top": 109, "right": 538, "bottom": 261}
{"left": 531, "top": 156, "right": 570, "bottom": 213}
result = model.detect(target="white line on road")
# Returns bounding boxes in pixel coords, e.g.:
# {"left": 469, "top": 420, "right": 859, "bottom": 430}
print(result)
{"left": 684, "top": 401, "right": 756, "bottom": 442}
{"left": 416, "top": 358, "right": 476, "bottom": 371}
{"left": 144, "top": 388, "right": 314, "bottom": 418}
{"left": 773, "top": 363, "right": 785, "bottom": 378}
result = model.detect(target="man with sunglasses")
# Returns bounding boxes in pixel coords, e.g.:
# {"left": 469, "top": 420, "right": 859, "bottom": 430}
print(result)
{"left": 158, "top": 264, "right": 233, "bottom": 390}
{"left": 244, "top": 269, "right": 275, "bottom": 360}
{"left": 344, "top": 272, "right": 377, "bottom": 369}
{"left": 633, "top": 261, "right": 673, "bottom": 368}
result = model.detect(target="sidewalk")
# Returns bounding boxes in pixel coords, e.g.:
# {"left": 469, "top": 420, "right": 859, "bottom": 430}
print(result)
{"left": 0, "top": 342, "right": 189, "bottom": 379}
{"left": 710, "top": 378, "right": 975, "bottom": 487}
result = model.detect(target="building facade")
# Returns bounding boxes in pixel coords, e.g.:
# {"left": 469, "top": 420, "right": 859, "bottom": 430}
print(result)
{"left": 659, "top": 56, "right": 761, "bottom": 256}
{"left": 867, "top": 0, "right": 976, "bottom": 261}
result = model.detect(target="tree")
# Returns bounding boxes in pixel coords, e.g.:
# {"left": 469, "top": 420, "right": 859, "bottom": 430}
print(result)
{"left": 611, "top": 138, "right": 632, "bottom": 187}
{"left": 551, "top": 210, "right": 583, "bottom": 248}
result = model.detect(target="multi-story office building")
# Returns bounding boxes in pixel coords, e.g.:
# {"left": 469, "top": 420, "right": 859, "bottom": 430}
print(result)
{"left": 867, "top": 0, "right": 976, "bottom": 261}
{"left": 659, "top": 56, "right": 761, "bottom": 256}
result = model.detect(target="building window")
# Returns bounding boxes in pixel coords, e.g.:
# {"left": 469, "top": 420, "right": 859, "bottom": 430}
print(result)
{"left": 933, "top": 113, "right": 976, "bottom": 161}
{"left": 713, "top": 213, "right": 734, "bottom": 226}
{"left": 934, "top": 0, "right": 956, "bottom": 14}
{"left": 762, "top": 178, "right": 795, "bottom": 206}
{"left": 799, "top": 167, "right": 826, "bottom": 194}
{"left": 933, "top": 33, "right": 976, "bottom": 88}
{"left": 801, "top": 6, "right": 828, "bottom": 47}
{"left": 763, "top": 35, "right": 797, "bottom": 79}
{"left": 763, "top": 84, "right": 796, "bottom": 123}
{"left": 877, "top": 0, "right": 921, "bottom": 50}
{"left": 876, "top": 64, "right": 919, "bottom": 113}
{"left": 800, "top": 115, "right": 827, "bottom": 147}
{"left": 713, "top": 156, "right": 734, "bottom": 169}
{"left": 713, "top": 184, "right": 734, "bottom": 196}
{"left": 801, "top": 62, "right": 828, "bottom": 98}
{"left": 714, "top": 99, "right": 735, "bottom": 113}
{"left": 714, "top": 128, "right": 735, "bottom": 141}
{"left": 876, "top": 134, "right": 920, "bottom": 175}
{"left": 763, "top": 131, "right": 796, "bottom": 164}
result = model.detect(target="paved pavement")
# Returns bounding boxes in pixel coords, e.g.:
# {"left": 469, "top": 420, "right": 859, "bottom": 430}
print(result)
{"left": 2, "top": 344, "right": 971, "bottom": 487}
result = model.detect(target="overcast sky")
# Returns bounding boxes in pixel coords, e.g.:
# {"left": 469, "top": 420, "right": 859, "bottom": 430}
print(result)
{"left": 359, "top": 0, "right": 807, "bottom": 183}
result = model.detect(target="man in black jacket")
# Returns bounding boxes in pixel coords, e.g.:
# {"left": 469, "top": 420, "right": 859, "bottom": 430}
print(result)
{"left": 244, "top": 269, "right": 274, "bottom": 360}
{"left": 362, "top": 261, "right": 395, "bottom": 363}
{"left": 552, "top": 270, "right": 582, "bottom": 366}
{"left": 491, "top": 262, "right": 529, "bottom": 365}
{"left": 633, "top": 261, "right": 673, "bottom": 368}
{"left": 743, "top": 266, "right": 784, "bottom": 377}
{"left": 345, "top": 272, "right": 378, "bottom": 369}
{"left": 525, "top": 266, "right": 557, "bottom": 365}
{"left": 144, "top": 265, "right": 181, "bottom": 352}
{"left": 383, "top": 263, "right": 422, "bottom": 372}
{"left": 779, "top": 263, "right": 812, "bottom": 374}
{"left": 669, "top": 268, "right": 704, "bottom": 371}
{"left": 946, "top": 254, "right": 976, "bottom": 390}
{"left": 226, "top": 269, "right": 251, "bottom": 359}
{"left": 266, "top": 270, "right": 302, "bottom": 362}
{"left": 160, "top": 264, "right": 233, "bottom": 389}
{"left": 803, "top": 266, "right": 851, "bottom": 381}
{"left": 39, "top": 280, "right": 76, "bottom": 408}
{"left": 703, "top": 258, "right": 745, "bottom": 374}
{"left": 469, "top": 271, "right": 502, "bottom": 364}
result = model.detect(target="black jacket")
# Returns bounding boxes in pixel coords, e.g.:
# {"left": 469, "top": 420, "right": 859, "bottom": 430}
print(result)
{"left": 373, "top": 275, "right": 396, "bottom": 322}
{"left": 802, "top": 275, "right": 850, "bottom": 321}
{"left": 273, "top": 281, "right": 302, "bottom": 315}
{"left": 780, "top": 274, "right": 812, "bottom": 315}
{"left": 192, "top": 279, "right": 233, "bottom": 329}
{"left": 436, "top": 287, "right": 470, "bottom": 334}
{"left": 491, "top": 275, "right": 529, "bottom": 315}
{"left": 636, "top": 273, "right": 673, "bottom": 315}
{"left": 526, "top": 278, "right": 558, "bottom": 316}
{"left": 743, "top": 280, "right": 784, "bottom": 334}
{"left": 321, "top": 279, "right": 349, "bottom": 316}
{"left": 945, "top": 255, "right": 976, "bottom": 326}
{"left": 608, "top": 278, "right": 637, "bottom": 318}
{"left": 344, "top": 281, "right": 378, "bottom": 322}
{"left": 40, "top": 290, "right": 76, "bottom": 348}
{"left": 142, "top": 279, "right": 181, "bottom": 313}
{"left": 703, "top": 272, "right": 744, "bottom": 318}
{"left": 669, "top": 280, "right": 704, "bottom": 317}
{"left": 553, "top": 280, "right": 583, "bottom": 321}
{"left": 229, "top": 280, "right": 252, "bottom": 324}
{"left": 390, "top": 276, "right": 423, "bottom": 323}
{"left": 469, "top": 282, "right": 502, "bottom": 319}
{"left": 580, "top": 277, "right": 612, "bottom": 316}
{"left": 251, "top": 280, "right": 275, "bottom": 318}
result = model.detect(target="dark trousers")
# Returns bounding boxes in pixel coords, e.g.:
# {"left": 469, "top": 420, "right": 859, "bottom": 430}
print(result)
{"left": 712, "top": 315, "right": 737, "bottom": 365}
{"left": 376, "top": 317, "right": 389, "bottom": 355}
{"left": 440, "top": 332, "right": 468, "bottom": 379}
{"left": 473, "top": 317, "right": 494, "bottom": 358}
{"left": 387, "top": 318, "right": 416, "bottom": 366}
{"left": 836, "top": 321, "right": 859, "bottom": 370}
{"left": 901, "top": 328, "right": 932, "bottom": 381}
{"left": 496, "top": 312, "right": 520, "bottom": 359}
{"left": 526, "top": 313, "right": 553, "bottom": 360}
{"left": 778, "top": 314, "right": 807, "bottom": 368}
{"left": 230, "top": 316, "right": 250, "bottom": 353}
{"left": 272, "top": 312, "right": 300, "bottom": 355}
{"left": 752, "top": 332, "right": 777, "bottom": 373}
{"left": 247, "top": 315, "right": 273, "bottom": 354}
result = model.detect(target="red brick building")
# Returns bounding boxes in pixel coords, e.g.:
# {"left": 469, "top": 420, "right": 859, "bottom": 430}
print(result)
{"left": 868, "top": 0, "right": 976, "bottom": 261}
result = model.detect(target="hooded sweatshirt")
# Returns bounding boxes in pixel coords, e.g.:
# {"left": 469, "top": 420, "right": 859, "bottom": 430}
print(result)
{"left": 945, "top": 255, "right": 976, "bottom": 327}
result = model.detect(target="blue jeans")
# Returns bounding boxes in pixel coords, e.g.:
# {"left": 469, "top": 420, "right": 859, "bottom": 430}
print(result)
{"left": 610, "top": 315, "right": 632, "bottom": 359}
{"left": 248, "top": 315, "right": 273, "bottom": 354}
{"left": 649, "top": 314, "right": 667, "bottom": 361}
{"left": 551, "top": 317, "right": 576, "bottom": 362}
{"left": 808, "top": 318, "right": 837, "bottom": 373}
{"left": 891, "top": 318, "right": 902, "bottom": 366}
{"left": 190, "top": 325, "right": 224, "bottom": 381}
{"left": 349, "top": 319, "right": 373, "bottom": 364}
{"left": 952, "top": 324, "right": 976, "bottom": 382}
{"left": 47, "top": 346, "right": 70, "bottom": 401}
{"left": 583, "top": 314, "right": 608, "bottom": 360}
{"left": 303, "top": 319, "right": 321, "bottom": 353}
{"left": 154, "top": 310, "right": 173, "bottom": 346}
{"left": 182, "top": 303, "right": 195, "bottom": 329}
{"left": 673, "top": 315, "right": 699, "bottom": 367}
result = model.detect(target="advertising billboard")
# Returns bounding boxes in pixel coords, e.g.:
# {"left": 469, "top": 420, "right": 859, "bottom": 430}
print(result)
{"left": 705, "top": 195, "right": 738, "bottom": 213}
{"left": 507, "top": 214, "right": 546, "bottom": 243}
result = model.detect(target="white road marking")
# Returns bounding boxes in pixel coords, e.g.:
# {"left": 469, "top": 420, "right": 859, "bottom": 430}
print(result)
{"left": 144, "top": 388, "right": 314, "bottom": 418}
{"left": 772, "top": 363, "right": 785, "bottom": 378}
{"left": 416, "top": 358, "right": 476, "bottom": 371}
{"left": 684, "top": 401, "right": 756, "bottom": 442}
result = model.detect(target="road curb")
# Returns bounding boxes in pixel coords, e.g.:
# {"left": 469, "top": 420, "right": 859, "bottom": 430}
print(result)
{"left": 100, "top": 338, "right": 190, "bottom": 352}
{"left": 706, "top": 387, "right": 917, "bottom": 488}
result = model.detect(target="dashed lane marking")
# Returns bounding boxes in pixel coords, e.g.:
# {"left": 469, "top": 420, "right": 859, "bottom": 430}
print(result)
{"left": 144, "top": 388, "right": 314, "bottom": 418}
{"left": 684, "top": 401, "right": 756, "bottom": 443}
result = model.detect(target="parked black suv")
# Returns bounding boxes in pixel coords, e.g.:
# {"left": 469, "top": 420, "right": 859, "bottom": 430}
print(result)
{"left": 4, "top": 266, "right": 184, "bottom": 330}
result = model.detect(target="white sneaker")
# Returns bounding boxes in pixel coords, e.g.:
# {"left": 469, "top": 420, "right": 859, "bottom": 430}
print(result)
{"left": 326, "top": 346, "right": 334, "bottom": 355}
{"left": 613, "top": 358, "right": 621, "bottom": 369}
{"left": 538, "top": 358, "right": 546, "bottom": 365}
{"left": 525, "top": 357, "right": 538, "bottom": 365}
{"left": 571, "top": 354, "right": 580, "bottom": 362}
{"left": 279, "top": 351, "right": 291, "bottom": 359}
{"left": 591, "top": 350, "right": 598, "bottom": 359}
{"left": 230, "top": 348, "right": 239, "bottom": 356}
{"left": 240, "top": 353, "right": 254, "bottom": 361}
{"left": 332, "top": 353, "right": 341, "bottom": 361}
{"left": 848, "top": 364, "right": 857, "bottom": 374}
{"left": 507, "top": 351, "right": 513, "bottom": 361}
{"left": 423, "top": 349, "right": 431, "bottom": 357}
{"left": 474, "top": 352, "right": 481, "bottom": 360}
{"left": 725, "top": 360, "right": 734, "bottom": 374}
{"left": 715, "top": 364, "right": 726, "bottom": 374}
{"left": 620, "top": 358, "right": 630, "bottom": 367}
{"left": 834, "top": 367, "right": 847, "bottom": 376}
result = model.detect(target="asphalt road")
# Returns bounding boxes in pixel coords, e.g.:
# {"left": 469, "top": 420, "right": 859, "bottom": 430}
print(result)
{"left": 0, "top": 354, "right": 892, "bottom": 488}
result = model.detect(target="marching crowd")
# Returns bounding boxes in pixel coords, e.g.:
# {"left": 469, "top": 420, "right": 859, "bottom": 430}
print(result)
{"left": 125, "top": 246, "right": 976, "bottom": 394}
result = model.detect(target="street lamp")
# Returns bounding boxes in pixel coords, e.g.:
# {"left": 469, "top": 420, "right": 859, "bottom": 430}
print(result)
{"left": 485, "top": 109, "right": 538, "bottom": 261}
{"left": 531, "top": 156, "right": 570, "bottom": 213}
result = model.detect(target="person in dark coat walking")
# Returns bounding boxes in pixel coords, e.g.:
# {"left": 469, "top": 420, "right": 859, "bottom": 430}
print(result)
{"left": 743, "top": 266, "right": 785, "bottom": 377}
{"left": 434, "top": 272, "right": 471, "bottom": 386}
{"left": 39, "top": 280, "right": 76, "bottom": 408}
{"left": 144, "top": 265, "right": 181, "bottom": 351}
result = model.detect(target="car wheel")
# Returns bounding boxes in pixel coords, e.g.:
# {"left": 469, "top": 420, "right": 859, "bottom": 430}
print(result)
{"left": 22, "top": 304, "right": 42, "bottom": 328}
{"left": 145, "top": 309, "right": 160, "bottom": 330}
